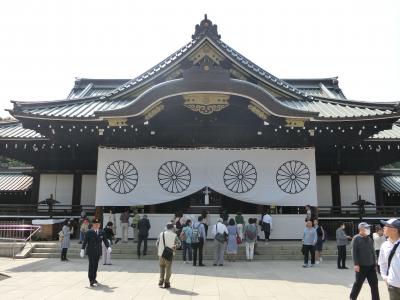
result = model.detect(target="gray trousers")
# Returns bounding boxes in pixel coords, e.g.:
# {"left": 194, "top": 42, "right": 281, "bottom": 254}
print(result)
{"left": 213, "top": 241, "right": 225, "bottom": 265}
{"left": 388, "top": 285, "right": 400, "bottom": 300}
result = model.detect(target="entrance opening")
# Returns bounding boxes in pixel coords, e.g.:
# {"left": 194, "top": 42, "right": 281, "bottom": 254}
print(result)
{"left": 142, "top": 187, "right": 262, "bottom": 214}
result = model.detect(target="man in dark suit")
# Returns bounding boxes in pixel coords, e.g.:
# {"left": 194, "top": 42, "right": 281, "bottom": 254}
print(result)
{"left": 137, "top": 214, "right": 151, "bottom": 258}
{"left": 80, "top": 218, "right": 111, "bottom": 287}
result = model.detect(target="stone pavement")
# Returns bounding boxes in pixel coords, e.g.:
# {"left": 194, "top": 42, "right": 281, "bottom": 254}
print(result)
{"left": 0, "top": 257, "right": 389, "bottom": 300}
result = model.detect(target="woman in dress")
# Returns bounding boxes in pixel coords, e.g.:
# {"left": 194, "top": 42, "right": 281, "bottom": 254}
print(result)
{"left": 226, "top": 218, "right": 239, "bottom": 262}
{"left": 60, "top": 219, "right": 73, "bottom": 261}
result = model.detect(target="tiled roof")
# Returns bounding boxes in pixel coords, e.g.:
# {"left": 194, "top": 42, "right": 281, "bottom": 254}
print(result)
{"left": 369, "top": 123, "right": 400, "bottom": 140}
{"left": 0, "top": 174, "right": 32, "bottom": 192}
{"left": 16, "top": 98, "right": 131, "bottom": 119}
{"left": 381, "top": 176, "right": 400, "bottom": 193}
{"left": 9, "top": 17, "right": 400, "bottom": 121}
{"left": 281, "top": 99, "right": 393, "bottom": 119}
{"left": 0, "top": 122, "right": 45, "bottom": 139}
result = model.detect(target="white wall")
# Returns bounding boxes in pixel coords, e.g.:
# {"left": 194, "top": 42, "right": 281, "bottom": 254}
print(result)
{"left": 340, "top": 175, "right": 376, "bottom": 207}
{"left": 316, "top": 175, "right": 332, "bottom": 206}
{"left": 81, "top": 175, "right": 96, "bottom": 206}
{"left": 38, "top": 174, "right": 73, "bottom": 206}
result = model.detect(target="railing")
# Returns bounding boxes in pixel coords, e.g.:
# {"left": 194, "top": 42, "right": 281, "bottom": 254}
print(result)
{"left": 0, "top": 224, "right": 41, "bottom": 259}
{"left": 316, "top": 205, "right": 400, "bottom": 218}
{"left": 0, "top": 204, "right": 95, "bottom": 218}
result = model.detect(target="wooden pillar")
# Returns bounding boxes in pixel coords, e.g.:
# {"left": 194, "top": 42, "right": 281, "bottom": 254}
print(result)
{"left": 30, "top": 173, "right": 40, "bottom": 205}
{"left": 72, "top": 173, "right": 82, "bottom": 213}
{"left": 374, "top": 174, "right": 383, "bottom": 207}
{"left": 331, "top": 174, "right": 341, "bottom": 214}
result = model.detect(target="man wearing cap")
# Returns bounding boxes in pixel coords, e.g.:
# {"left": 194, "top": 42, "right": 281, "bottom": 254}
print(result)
{"left": 211, "top": 218, "right": 228, "bottom": 266}
{"left": 80, "top": 218, "right": 112, "bottom": 287}
{"left": 379, "top": 218, "right": 400, "bottom": 299}
{"left": 156, "top": 223, "right": 179, "bottom": 289}
{"left": 350, "top": 222, "right": 380, "bottom": 300}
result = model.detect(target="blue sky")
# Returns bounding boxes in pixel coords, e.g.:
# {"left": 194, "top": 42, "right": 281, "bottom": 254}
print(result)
{"left": 0, "top": 0, "right": 399, "bottom": 116}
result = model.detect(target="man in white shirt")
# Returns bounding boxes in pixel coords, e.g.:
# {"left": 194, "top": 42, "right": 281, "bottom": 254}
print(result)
{"left": 211, "top": 218, "right": 228, "bottom": 266}
{"left": 379, "top": 218, "right": 400, "bottom": 300}
{"left": 262, "top": 212, "right": 273, "bottom": 244}
{"left": 156, "top": 223, "right": 179, "bottom": 289}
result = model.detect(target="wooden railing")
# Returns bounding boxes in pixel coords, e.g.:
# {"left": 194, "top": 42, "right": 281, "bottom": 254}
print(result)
{"left": 0, "top": 204, "right": 95, "bottom": 218}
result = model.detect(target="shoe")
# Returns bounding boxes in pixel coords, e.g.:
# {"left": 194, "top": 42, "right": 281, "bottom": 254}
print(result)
{"left": 94, "top": 280, "right": 98, "bottom": 284}
{"left": 342, "top": 267, "right": 349, "bottom": 269}
{"left": 337, "top": 267, "right": 342, "bottom": 269}
{"left": 213, "top": 264, "right": 217, "bottom": 266}
{"left": 218, "top": 264, "right": 223, "bottom": 266}
{"left": 78, "top": 241, "right": 82, "bottom": 244}
{"left": 199, "top": 264, "right": 205, "bottom": 267}
{"left": 316, "top": 261, "right": 320, "bottom": 265}
{"left": 158, "top": 281, "right": 164, "bottom": 287}
{"left": 164, "top": 283, "right": 170, "bottom": 289}
{"left": 302, "top": 264, "right": 309, "bottom": 268}
{"left": 310, "top": 264, "right": 314, "bottom": 267}
{"left": 319, "top": 257, "right": 323, "bottom": 262}
{"left": 90, "top": 281, "right": 97, "bottom": 287}
{"left": 106, "top": 263, "right": 112, "bottom": 265}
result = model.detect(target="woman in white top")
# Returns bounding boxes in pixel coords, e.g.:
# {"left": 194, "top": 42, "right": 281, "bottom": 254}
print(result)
{"left": 373, "top": 225, "right": 386, "bottom": 258}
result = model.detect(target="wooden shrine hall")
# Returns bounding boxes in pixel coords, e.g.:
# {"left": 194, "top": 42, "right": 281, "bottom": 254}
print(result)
{"left": 1, "top": 16, "right": 400, "bottom": 230}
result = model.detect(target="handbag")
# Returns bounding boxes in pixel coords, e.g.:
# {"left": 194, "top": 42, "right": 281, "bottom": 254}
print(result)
{"left": 236, "top": 235, "right": 242, "bottom": 245}
{"left": 161, "top": 232, "right": 174, "bottom": 261}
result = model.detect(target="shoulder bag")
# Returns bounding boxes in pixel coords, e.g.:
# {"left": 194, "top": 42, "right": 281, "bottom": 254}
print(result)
{"left": 161, "top": 232, "right": 174, "bottom": 261}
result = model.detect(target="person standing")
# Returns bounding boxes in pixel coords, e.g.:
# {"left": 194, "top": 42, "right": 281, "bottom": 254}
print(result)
{"left": 60, "top": 220, "right": 72, "bottom": 261}
{"left": 79, "top": 217, "right": 89, "bottom": 244}
{"left": 181, "top": 219, "right": 193, "bottom": 263}
{"left": 212, "top": 218, "right": 228, "bottom": 266}
{"left": 336, "top": 222, "right": 351, "bottom": 269}
{"left": 201, "top": 211, "right": 209, "bottom": 238}
{"left": 314, "top": 218, "right": 325, "bottom": 264}
{"left": 220, "top": 209, "right": 229, "bottom": 225}
{"left": 80, "top": 218, "right": 111, "bottom": 287}
{"left": 131, "top": 210, "right": 140, "bottom": 243}
{"left": 373, "top": 225, "right": 386, "bottom": 259}
{"left": 137, "top": 214, "right": 151, "bottom": 258}
{"left": 156, "top": 223, "right": 179, "bottom": 289}
{"left": 243, "top": 218, "right": 257, "bottom": 261}
{"left": 192, "top": 216, "right": 206, "bottom": 266}
{"left": 302, "top": 220, "right": 317, "bottom": 268}
{"left": 305, "top": 205, "right": 313, "bottom": 222}
{"left": 226, "top": 218, "right": 239, "bottom": 262}
{"left": 107, "top": 209, "right": 116, "bottom": 244}
{"left": 379, "top": 218, "right": 400, "bottom": 300}
{"left": 120, "top": 208, "right": 130, "bottom": 243}
{"left": 261, "top": 211, "right": 272, "bottom": 244}
{"left": 350, "top": 222, "right": 380, "bottom": 300}
{"left": 102, "top": 221, "right": 114, "bottom": 265}
{"left": 235, "top": 212, "right": 245, "bottom": 240}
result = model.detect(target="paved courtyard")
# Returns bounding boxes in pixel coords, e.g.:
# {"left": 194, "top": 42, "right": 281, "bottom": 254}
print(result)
{"left": 0, "top": 257, "right": 389, "bottom": 299}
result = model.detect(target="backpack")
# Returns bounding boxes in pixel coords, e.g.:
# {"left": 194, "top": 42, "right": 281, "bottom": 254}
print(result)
{"left": 191, "top": 224, "right": 200, "bottom": 243}
{"left": 245, "top": 225, "right": 256, "bottom": 240}
{"left": 179, "top": 229, "right": 186, "bottom": 241}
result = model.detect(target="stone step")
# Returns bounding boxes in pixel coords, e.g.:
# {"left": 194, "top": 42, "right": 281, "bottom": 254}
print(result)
{"left": 29, "top": 252, "right": 341, "bottom": 260}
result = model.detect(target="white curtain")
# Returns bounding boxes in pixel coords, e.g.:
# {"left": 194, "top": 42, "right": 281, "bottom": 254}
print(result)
{"left": 95, "top": 147, "right": 317, "bottom": 206}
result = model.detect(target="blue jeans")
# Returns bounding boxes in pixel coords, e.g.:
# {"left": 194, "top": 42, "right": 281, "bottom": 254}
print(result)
{"left": 182, "top": 241, "right": 192, "bottom": 262}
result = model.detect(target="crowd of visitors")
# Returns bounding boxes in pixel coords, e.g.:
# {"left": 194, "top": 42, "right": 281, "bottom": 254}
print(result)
{"left": 68, "top": 208, "right": 400, "bottom": 299}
